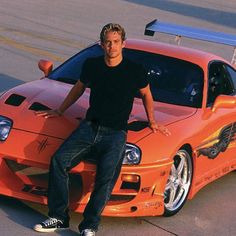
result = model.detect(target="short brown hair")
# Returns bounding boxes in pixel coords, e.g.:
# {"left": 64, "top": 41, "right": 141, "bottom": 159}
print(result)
{"left": 100, "top": 23, "right": 126, "bottom": 43}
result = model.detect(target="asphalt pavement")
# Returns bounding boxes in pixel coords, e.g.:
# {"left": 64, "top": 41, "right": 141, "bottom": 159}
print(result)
{"left": 0, "top": 0, "right": 236, "bottom": 235}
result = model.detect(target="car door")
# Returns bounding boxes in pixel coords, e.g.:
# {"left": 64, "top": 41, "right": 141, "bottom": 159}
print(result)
{"left": 196, "top": 61, "right": 236, "bottom": 177}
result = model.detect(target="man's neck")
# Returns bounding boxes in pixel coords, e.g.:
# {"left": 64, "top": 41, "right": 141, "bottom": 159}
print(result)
{"left": 104, "top": 56, "right": 123, "bottom": 67}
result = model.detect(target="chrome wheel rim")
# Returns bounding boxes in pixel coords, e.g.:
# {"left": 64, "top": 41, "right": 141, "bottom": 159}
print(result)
{"left": 164, "top": 150, "right": 192, "bottom": 212}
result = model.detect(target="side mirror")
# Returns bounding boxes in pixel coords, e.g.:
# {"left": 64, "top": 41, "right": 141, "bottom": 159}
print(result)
{"left": 38, "top": 60, "right": 53, "bottom": 77}
{"left": 212, "top": 95, "right": 236, "bottom": 112}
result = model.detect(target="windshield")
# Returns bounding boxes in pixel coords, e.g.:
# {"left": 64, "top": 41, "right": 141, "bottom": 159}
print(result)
{"left": 49, "top": 44, "right": 204, "bottom": 108}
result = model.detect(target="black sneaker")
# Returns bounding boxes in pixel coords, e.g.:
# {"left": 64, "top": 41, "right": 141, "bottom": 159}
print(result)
{"left": 79, "top": 229, "right": 96, "bottom": 236}
{"left": 33, "top": 217, "right": 69, "bottom": 232}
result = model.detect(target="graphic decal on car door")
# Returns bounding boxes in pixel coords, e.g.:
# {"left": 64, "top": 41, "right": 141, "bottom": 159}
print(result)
{"left": 197, "top": 123, "right": 236, "bottom": 159}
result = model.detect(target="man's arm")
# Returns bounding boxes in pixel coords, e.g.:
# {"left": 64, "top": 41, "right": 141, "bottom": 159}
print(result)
{"left": 36, "top": 80, "right": 86, "bottom": 118}
{"left": 139, "top": 85, "right": 170, "bottom": 136}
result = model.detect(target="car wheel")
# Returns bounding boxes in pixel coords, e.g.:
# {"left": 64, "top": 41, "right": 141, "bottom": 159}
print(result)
{"left": 163, "top": 149, "right": 193, "bottom": 216}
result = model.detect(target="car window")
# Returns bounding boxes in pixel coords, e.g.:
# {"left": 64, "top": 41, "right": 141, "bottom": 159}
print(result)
{"left": 207, "top": 62, "right": 235, "bottom": 106}
{"left": 123, "top": 49, "right": 204, "bottom": 108}
{"left": 224, "top": 64, "right": 236, "bottom": 89}
{"left": 49, "top": 44, "right": 104, "bottom": 84}
{"left": 49, "top": 44, "right": 204, "bottom": 108}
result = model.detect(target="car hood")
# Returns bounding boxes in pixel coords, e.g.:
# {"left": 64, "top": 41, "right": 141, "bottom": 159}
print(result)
{"left": 0, "top": 79, "right": 197, "bottom": 141}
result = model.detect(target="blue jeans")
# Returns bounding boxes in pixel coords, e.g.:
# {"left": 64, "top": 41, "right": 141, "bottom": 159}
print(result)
{"left": 47, "top": 120, "right": 127, "bottom": 231}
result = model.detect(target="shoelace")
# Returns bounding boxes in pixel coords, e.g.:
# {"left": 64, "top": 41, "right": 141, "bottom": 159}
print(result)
{"left": 42, "top": 218, "right": 61, "bottom": 227}
{"left": 82, "top": 229, "right": 95, "bottom": 236}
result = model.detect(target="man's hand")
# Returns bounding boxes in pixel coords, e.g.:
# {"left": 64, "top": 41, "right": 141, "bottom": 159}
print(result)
{"left": 35, "top": 109, "right": 63, "bottom": 119}
{"left": 149, "top": 120, "right": 171, "bottom": 136}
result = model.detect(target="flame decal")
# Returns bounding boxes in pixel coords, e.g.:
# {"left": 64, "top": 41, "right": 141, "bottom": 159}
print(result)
{"left": 197, "top": 123, "right": 236, "bottom": 159}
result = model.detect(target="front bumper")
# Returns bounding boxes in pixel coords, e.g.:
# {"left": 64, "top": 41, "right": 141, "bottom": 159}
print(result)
{"left": 0, "top": 128, "right": 172, "bottom": 217}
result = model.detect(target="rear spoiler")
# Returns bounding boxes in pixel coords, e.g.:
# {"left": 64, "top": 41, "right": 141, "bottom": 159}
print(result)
{"left": 145, "top": 19, "right": 236, "bottom": 65}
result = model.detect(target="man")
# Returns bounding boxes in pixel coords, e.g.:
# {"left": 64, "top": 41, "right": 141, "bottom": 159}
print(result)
{"left": 33, "top": 23, "right": 170, "bottom": 236}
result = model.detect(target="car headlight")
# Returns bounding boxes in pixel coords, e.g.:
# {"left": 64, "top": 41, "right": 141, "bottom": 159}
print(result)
{"left": 123, "top": 143, "right": 141, "bottom": 165}
{"left": 0, "top": 116, "right": 13, "bottom": 141}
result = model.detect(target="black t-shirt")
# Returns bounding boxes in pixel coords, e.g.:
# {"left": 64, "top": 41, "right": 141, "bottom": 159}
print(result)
{"left": 80, "top": 56, "right": 148, "bottom": 130}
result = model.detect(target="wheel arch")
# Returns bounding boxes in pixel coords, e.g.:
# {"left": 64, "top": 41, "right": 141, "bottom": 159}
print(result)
{"left": 178, "top": 143, "right": 197, "bottom": 199}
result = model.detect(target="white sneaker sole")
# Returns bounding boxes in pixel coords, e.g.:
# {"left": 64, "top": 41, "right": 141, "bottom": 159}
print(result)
{"left": 33, "top": 224, "right": 69, "bottom": 233}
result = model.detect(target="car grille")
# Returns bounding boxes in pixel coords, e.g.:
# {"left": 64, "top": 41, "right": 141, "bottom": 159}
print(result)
{"left": 4, "top": 159, "right": 140, "bottom": 205}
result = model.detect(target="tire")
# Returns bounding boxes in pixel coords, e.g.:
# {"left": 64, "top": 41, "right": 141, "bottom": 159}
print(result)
{"left": 163, "top": 149, "right": 193, "bottom": 216}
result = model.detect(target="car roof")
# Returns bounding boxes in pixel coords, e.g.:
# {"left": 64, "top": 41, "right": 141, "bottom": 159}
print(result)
{"left": 125, "top": 39, "right": 227, "bottom": 69}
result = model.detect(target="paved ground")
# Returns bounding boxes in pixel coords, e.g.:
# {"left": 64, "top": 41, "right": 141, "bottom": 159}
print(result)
{"left": 0, "top": 0, "right": 236, "bottom": 235}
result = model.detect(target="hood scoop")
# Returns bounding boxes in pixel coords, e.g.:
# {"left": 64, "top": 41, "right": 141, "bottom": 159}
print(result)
{"left": 127, "top": 121, "right": 149, "bottom": 131}
{"left": 29, "top": 102, "right": 51, "bottom": 111}
{"left": 5, "top": 94, "right": 26, "bottom": 106}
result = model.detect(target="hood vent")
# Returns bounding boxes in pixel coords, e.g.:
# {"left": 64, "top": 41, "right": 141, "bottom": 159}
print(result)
{"left": 5, "top": 94, "right": 26, "bottom": 106}
{"left": 127, "top": 121, "right": 148, "bottom": 131}
{"left": 29, "top": 102, "right": 51, "bottom": 111}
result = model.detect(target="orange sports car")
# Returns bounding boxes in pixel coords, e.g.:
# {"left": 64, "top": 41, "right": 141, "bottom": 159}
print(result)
{"left": 1, "top": 20, "right": 236, "bottom": 217}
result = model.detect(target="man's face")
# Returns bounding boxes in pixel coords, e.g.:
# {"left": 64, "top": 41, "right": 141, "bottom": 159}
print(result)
{"left": 101, "top": 31, "right": 125, "bottom": 59}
